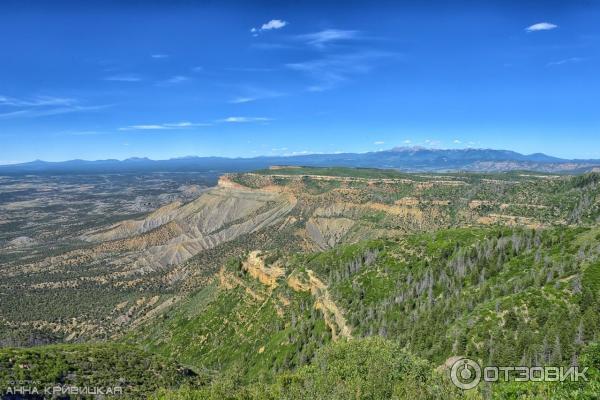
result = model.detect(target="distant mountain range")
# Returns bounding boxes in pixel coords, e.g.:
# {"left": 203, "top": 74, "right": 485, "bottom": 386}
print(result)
{"left": 2, "top": 147, "right": 599, "bottom": 174}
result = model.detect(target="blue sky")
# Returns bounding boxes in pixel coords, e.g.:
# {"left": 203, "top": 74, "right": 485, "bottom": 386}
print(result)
{"left": 1, "top": 0, "right": 599, "bottom": 164}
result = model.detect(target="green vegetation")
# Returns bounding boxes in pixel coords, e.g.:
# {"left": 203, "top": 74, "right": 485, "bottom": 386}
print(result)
{"left": 2, "top": 169, "right": 600, "bottom": 398}
{"left": 153, "top": 338, "right": 462, "bottom": 400}
{"left": 127, "top": 225, "right": 600, "bottom": 398}
{"left": 0, "top": 343, "right": 201, "bottom": 398}
{"left": 132, "top": 258, "right": 333, "bottom": 382}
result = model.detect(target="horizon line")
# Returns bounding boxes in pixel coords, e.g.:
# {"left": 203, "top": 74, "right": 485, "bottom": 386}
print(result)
{"left": 1, "top": 146, "right": 598, "bottom": 167}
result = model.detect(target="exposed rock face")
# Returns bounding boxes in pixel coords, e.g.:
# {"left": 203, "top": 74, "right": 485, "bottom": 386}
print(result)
{"left": 86, "top": 201, "right": 184, "bottom": 242}
{"left": 306, "top": 217, "right": 355, "bottom": 250}
{"left": 84, "top": 187, "right": 297, "bottom": 270}
{"left": 217, "top": 175, "right": 247, "bottom": 189}
{"left": 287, "top": 269, "right": 352, "bottom": 341}
{"left": 220, "top": 250, "right": 352, "bottom": 341}
{"left": 0, "top": 184, "right": 299, "bottom": 342}
{"left": 242, "top": 251, "right": 285, "bottom": 288}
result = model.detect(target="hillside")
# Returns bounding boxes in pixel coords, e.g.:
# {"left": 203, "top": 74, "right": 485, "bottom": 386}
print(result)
{"left": 2, "top": 169, "right": 599, "bottom": 344}
{"left": 129, "top": 226, "right": 600, "bottom": 386}
{"left": 1, "top": 168, "right": 600, "bottom": 398}
{"left": 0, "top": 343, "right": 201, "bottom": 397}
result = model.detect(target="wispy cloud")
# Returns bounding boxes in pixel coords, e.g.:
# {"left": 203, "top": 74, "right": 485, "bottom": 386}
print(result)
{"left": 104, "top": 74, "right": 143, "bottom": 82}
{"left": 296, "top": 29, "right": 360, "bottom": 48}
{"left": 220, "top": 116, "right": 271, "bottom": 123}
{"left": 119, "top": 121, "right": 210, "bottom": 131}
{"left": 151, "top": 54, "right": 169, "bottom": 59}
{"left": 156, "top": 75, "right": 189, "bottom": 86}
{"left": 0, "top": 105, "right": 109, "bottom": 120}
{"left": 120, "top": 125, "right": 170, "bottom": 131}
{"left": 229, "top": 87, "right": 284, "bottom": 104}
{"left": 525, "top": 22, "right": 558, "bottom": 32}
{"left": 226, "top": 67, "right": 275, "bottom": 72}
{"left": 0, "top": 95, "right": 109, "bottom": 119}
{"left": 546, "top": 57, "right": 584, "bottom": 67}
{"left": 286, "top": 51, "right": 394, "bottom": 91}
{"left": 251, "top": 19, "right": 288, "bottom": 35}
{"left": 0, "top": 95, "right": 76, "bottom": 107}
{"left": 231, "top": 97, "right": 256, "bottom": 104}
{"left": 250, "top": 42, "right": 292, "bottom": 50}
{"left": 119, "top": 117, "right": 271, "bottom": 131}
{"left": 61, "top": 130, "right": 105, "bottom": 136}
{"left": 374, "top": 141, "right": 385, "bottom": 145}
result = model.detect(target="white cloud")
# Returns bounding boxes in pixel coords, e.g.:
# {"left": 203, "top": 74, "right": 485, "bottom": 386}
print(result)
{"left": 121, "top": 125, "right": 165, "bottom": 130}
{"left": 525, "top": 22, "right": 558, "bottom": 32}
{"left": 547, "top": 57, "right": 583, "bottom": 67}
{"left": 0, "top": 95, "right": 76, "bottom": 107}
{"left": 64, "top": 130, "right": 103, "bottom": 136}
{"left": 151, "top": 54, "right": 169, "bottom": 59}
{"left": 250, "top": 42, "right": 291, "bottom": 50}
{"left": 230, "top": 97, "right": 256, "bottom": 104}
{"left": 374, "top": 141, "right": 385, "bottom": 145}
{"left": 453, "top": 139, "right": 461, "bottom": 144}
{"left": 251, "top": 19, "right": 288, "bottom": 35}
{"left": 403, "top": 139, "right": 412, "bottom": 144}
{"left": 261, "top": 19, "right": 287, "bottom": 30}
{"left": 287, "top": 51, "right": 393, "bottom": 91}
{"left": 165, "top": 76, "right": 189, "bottom": 84}
{"left": 0, "top": 103, "right": 109, "bottom": 120}
{"left": 104, "top": 74, "right": 143, "bottom": 82}
{"left": 220, "top": 116, "right": 271, "bottom": 123}
{"left": 297, "top": 29, "right": 359, "bottom": 48}
{"left": 156, "top": 75, "right": 189, "bottom": 86}
{"left": 166, "top": 122, "right": 201, "bottom": 127}
{"left": 119, "top": 121, "right": 210, "bottom": 131}
{"left": 0, "top": 95, "right": 111, "bottom": 120}
{"left": 229, "top": 87, "right": 284, "bottom": 104}
{"left": 226, "top": 67, "right": 274, "bottom": 72}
